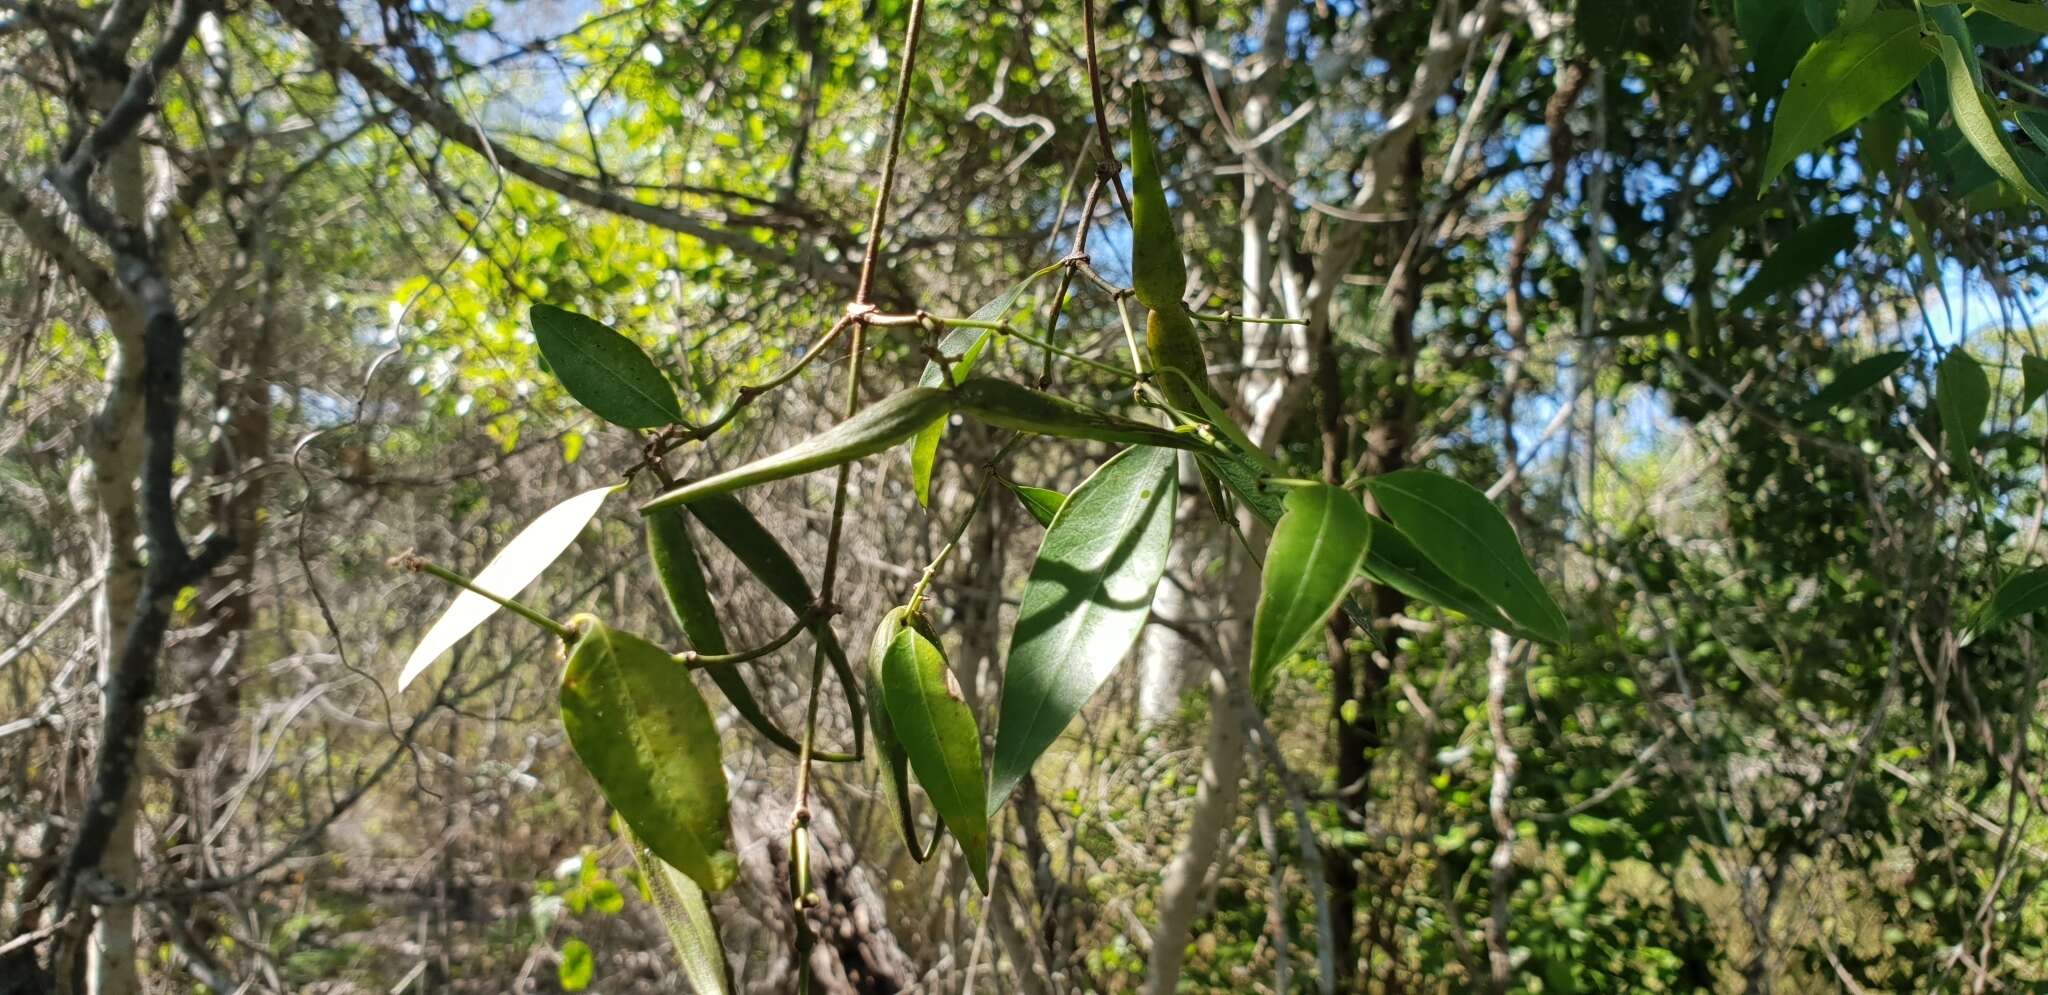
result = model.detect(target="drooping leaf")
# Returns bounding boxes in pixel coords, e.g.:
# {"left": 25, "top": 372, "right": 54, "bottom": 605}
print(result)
{"left": 628, "top": 835, "right": 731, "bottom": 995}
{"left": 1250, "top": 484, "right": 1372, "bottom": 706}
{"left": 683, "top": 493, "right": 862, "bottom": 760}
{"left": 954, "top": 377, "right": 1205, "bottom": 452}
{"left": 644, "top": 387, "right": 955, "bottom": 510}
{"left": 559, "top": 619, "right": 737, "bottom": 892}
{"left": 1004, "top": 480, "right": 1067, "bottom": 528}
{"left": 882, "top": 626, "right": 990, "bottom": 893}
{"left": 531, "top": 304, "right": 683, "bottom": 429}
{"left": 557, "top": 938, "right": 594, "bottom": 991}
{"left": 400, "top": 484, "right": 617, "bottom": 690}
{"left": 1967, "top": 567, "right": 2048, "bottom": 643}
{"left": 2023, "top": 354, "right": 2048, "bottom": 410}
{"left": 1727, "top": 214, "right": 1859, "bottom": 312}
{"left": 910, "top": 270, "right": 1051, "bottom": 506}
{"left": 1127, "top": 83, "right": 1187, "bottom": 312}
{"left": 646, "top": 509, "right": 813, "bottom": 758}
{"left": 864, "top": 607, "right": 932, "bottom": 863}
{"left": 1935, "top": 348, "right": 1991, "bottom": 472}
{"left": 1762, "top": 11, "right": 1935, "bottom": 188}
{"left": 1364, "top": 470, "right": 1568, "bottom": 643}
{"left": 1795, "top": 350, "right": 1910, "bottom": 419}
{"left": 1933, "top": 33, "right": 2048, "bottom": 208}
{"left": 989, "top": 445, "right": 1178, "bottom": 811}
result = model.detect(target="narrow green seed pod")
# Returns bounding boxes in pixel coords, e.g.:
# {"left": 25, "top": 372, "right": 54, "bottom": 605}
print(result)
{"left": 1146, "top": 306, "right": 1216, "bottom": 416}
{"left": 1128, "top": 84, "right": 1188, "bottom": 312}
{"left": 954, "top": 377, "right": 1205, "bottom": 451}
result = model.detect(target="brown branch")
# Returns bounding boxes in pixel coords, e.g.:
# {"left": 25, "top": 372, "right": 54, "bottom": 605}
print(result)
{"left": 0, "top": 171, "right": 129, "bottom": 320}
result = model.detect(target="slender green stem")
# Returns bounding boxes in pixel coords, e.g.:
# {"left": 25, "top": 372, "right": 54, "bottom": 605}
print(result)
{"left": 400, "top": 554, "right": 573, "bottom": 640}
{"left": 854, "top": 0, "right": 929, "bottom": 305}
{"left": 907, "top": 473, "right": 994, "bottom": 613}
{"left": 685, "top": 314, "right": 856, "bottom": 442}
{"left": 996, "top": 321, "right": 1144, "bottom": 382}
{"left": 673, "top": 612, "right": 811, "bottom": 669}
{"left": 1115, "top": 295, "right": 1148, "bottom": 374}
{"left": 1190, "top": 310, "right": 1308, "bottom": 326}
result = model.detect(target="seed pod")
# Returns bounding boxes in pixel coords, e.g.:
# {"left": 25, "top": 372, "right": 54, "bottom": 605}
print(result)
{"left": 643, "top": 387, "right": 954, "bottom": 511}
{"left": 954, "top": 377, "right": 1205, "bottom": 452}
{"left": 1146, "top": 306, "right": 1216, "bottom": 417}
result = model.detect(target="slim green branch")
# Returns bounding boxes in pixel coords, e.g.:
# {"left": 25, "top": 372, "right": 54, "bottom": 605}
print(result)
{"left": 399, "top": 553, "right": 574, "bottom": 640}
{"left": 672, "top": 611, "right": 813, "bottom": 669}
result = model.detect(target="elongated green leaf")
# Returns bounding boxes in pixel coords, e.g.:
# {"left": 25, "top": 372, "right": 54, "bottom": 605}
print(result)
{"left": 882, "top": 626, "right": 990, "bottom": 893}
{"left": 1127, "top": 84, "right": 1187, "bottom": 312}
{"left": 1933, "top": 0, "right": 2048, "bottom": 33}
{"left": 1251, "top": 485, "right": 1372, "bottom": 706}
{"left": 560, "top": 619, "right": 737, "bottom": 892}
{"left": 684, "top": 493, "right": 862, "bottom": 760}
{"left": 646, "top": 509, "right": 812, "bottom": 758}
{"left": 1365, "top": 470, "right": 1567, "bottom": 643}
{"left": 1004, "top": 480, "right": 1067, "bottom": 528}
{"left": 1935, "top": 348, "right": 1991, "bottom": 472}
{"left": 911, "top": 271, "right": 1050, "bottom": 505}
{"left": 558, "top": 938, "right": 594, "bottom": 991}
{"left": 1762, "top": 11, "right": 1934, "bottom": 188}
{"left": 864, "top": 608, "right": 933, "bottom": 863}
{"left": 1795, "top": 350, "right": 1910, "bottom": 419}
{"left": 2024, "top": 355, "right": 2048, "bottom": 410}
{"left": 954, "top": 377, "right": 1205, "bottom": 452}
{"left": 1360, "top": 521, "right": 1526, "bottom": 637}
{"left": 990, "top": 446, "right": 1178, "bottom": 811}
{"left": 1727, "top": 214, "right": 1859, "bottom": 312}
{"left": 1967, "top": 567, "right": 2048, "bottom": 643}
{"left": 400, "top": 484, "right": 618, "bottom": 690}
{"left": 644, "top": 387, "right": 955, "bottom": 511}
{"left": 628, "top": 836, "right": 731, "bottom": 995}
{"left": 1934, "top": 33, "right": 2048, "bottom": 207}
{"left": 1737, "top": 0, "right": 1820, "bottom": 87}
{"left": 531, "top": 305, "right": 683, "bottom": 429}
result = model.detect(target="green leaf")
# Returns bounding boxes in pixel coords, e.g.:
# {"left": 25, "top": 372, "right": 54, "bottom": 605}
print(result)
{"left": 1762, "top": 11, "right": 1934, "bottom": 189}
{"left": 628, "top": 837, "right": 731, "bottom": 995}
{"left": 646, "top": 509, "right": 813, "bottom": 759}
{"left": 2023, "top": 355, "right": 2048, "bottom": 410}
{"left": 559, "top": 619, "right": 738, "bottom": 892}
{"left": 954, "top": 377, "right": 1206, "bottom": 452}
{"left": 558, "top": 938, "right": 594, "bottom": 991}
{"left": 881, "top": 626, "right": 990, "bottom": 893}
{"left": 1933, "top": 32, "right": 2048, "bottom": 207}
{"left": 1737, "top": 0, "right": 1820, "bottom": 87}
{"left": 1365, "top": 470, "right": 1567, "bottom": 643}
{"left": 401, "top": 484, "right": 618, "bottom": 690}
{"left": 1934, "top": 0, "right": 2048, "bottom": 33}
{"left": 1967, "top": 567, "right": 2048, "bottom": 642}
{"left": 683, "top": 493, "right": 863, "bottom": 760}
{"left": 1127, "top": 83, "right": 1187, "bottom": 312}
{"left": 1935, "top": 348, "right": 1991, "bottom": 471}
{"left": 910, "top": 270, "right": 1051, "bottom": 506}
{"left": 864, "top": 608, "right": 932, "bottom": 862}
{"left": 644, "top": 387, "right": 955, "bottom": 510}
{"left": 1251, "top": 484, "right": 1372, "bottom": 706}
{"left": 990, "top": 446, "right": 1179, "bottom": 811}
{"left": 1360, "top": 520, "right": 1525, "bottom": 638}
{"left": 1795, "top": 350, "right": 1910, "bottom": 419}
{"left": 1004, "top": 480, "right": 1067, "bottom": 528}
{"left": 531, "top": 304, "right": 683, "bottom": 429}
{"left": 1727, "top": 214, "right": 1859, "bottom": 312}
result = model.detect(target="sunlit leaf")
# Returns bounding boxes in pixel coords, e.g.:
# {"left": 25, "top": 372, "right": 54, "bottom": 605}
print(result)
{"left": 1365, "top": 470, "right": 1567, "bottom": 643}
{"left": 628, "top": 834, "right": 731, "bottom": 995}
{"left": 644, "top": 387, "right": 955, "bottom": 510}
{"left": 558, "top": 938, "right": 594, "bottom": 991}
{"left": 864, "top": 607, "right": 931, "bottom": 862}
{"left": 1127, "top": 83, "right": 1187, "bottom": 312}
{"left": 911, "top": 270, "right": 1050, "bottom": 506}
{"left": 400, "top": 484, "right": 618, "bottom": 690}
{"left": 560, "top": 619, "right": 737, "bottom": 892}
{"left": 1966, "top": 567, "right": 2048, "bottom": 643}
{"left": 1360, "top": 519, "right": 1525, "bottom": 637}
{"left": 1933, "top": 0, "right": 2048, "bottom": 33}
{"left": 1933, "top": 33, "right": 2048, "bottom": 208}
{"left": 1004, "top": 480, "right": 1067, "bottom": 528}
{"left": 990, "top": 446, "right": 1178, "bottom": 811}
{"left": 1251, "top": 484, "right": 1372, "bottom": 706}
{"left": 954, "top": 377, "right": 1205, "bottom": 452}
{"left": 531, "top": 304, "right": 683, "bottom": 429}
{"left": 882, "top": 625, "right": 989, "bottom": 893}
{"left": 1762, "top": 11, "right": 1934, "bottom": 189}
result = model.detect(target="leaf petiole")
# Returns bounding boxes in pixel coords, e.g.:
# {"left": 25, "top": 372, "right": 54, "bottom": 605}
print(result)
{"left": 398, "top": 552, "right": 575, "bottom": 641}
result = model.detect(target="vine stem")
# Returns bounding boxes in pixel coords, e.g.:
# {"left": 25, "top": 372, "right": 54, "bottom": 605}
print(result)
{"left": 854, "top": 0, "right": 930, "bottom": 306}
{"left": 1082, "top": 0, "right": 1134, "bottom": 221}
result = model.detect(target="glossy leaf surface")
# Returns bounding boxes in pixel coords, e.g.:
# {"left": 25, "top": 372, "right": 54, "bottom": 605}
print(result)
{"left": 400, "top": 484, "right": 617, "bottom": 690}
{"left": 1365, "top": 470, "right": 1567, "bottom": 643}
{"left": 990, "top": 445, "right": 1178, "bottom": 810}
{"left": 1005, "top": 481, "right": 1067, "bottom": 528}
{"left": 559, "top": 619, "right": 737, "bottom": 892}
{"left": 882, "top": 626, "right": 990, "bottom": 893}
{"left": 531, "top": 304, "right": 683, "bottom": 429}
{"left": 1934, "top": 33, "right": 2048, "bottom": 207}
{"left": 1763, "top": 11, "right": 1933, "bottom": 188}
{"left": 1251, "top": 484, "right": 1372, "bottom": 705}
{"left": 863, "top": 607, "right": 931, "bottom": 862}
